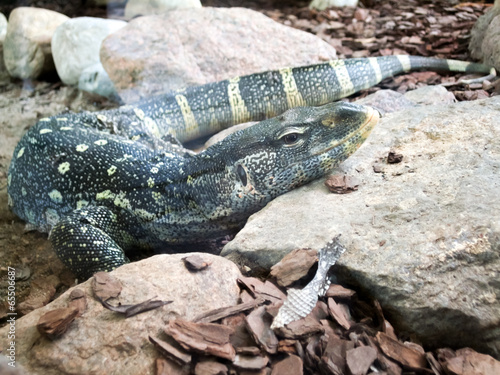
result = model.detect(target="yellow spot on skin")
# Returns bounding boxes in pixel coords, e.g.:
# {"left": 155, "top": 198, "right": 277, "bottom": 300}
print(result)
{"left": 131, "top": 135, "right": 141, "bottom": 141}
{"left": 186, "top": 175, "right": 194, "bottom": 185}
{"left": 113, "top": 191, "right": 132, "bottom": 210}
{"left": 96, "top": 190, "right": 115, "bottom": 200}
{"left": 49, "top": 189, "right": 63, "bottom": 203}
{"left": 227, "top": 77, "right": 252, "bottom": 124}
{"left": 175, "top": 94, "right": 199, "bottom": 137}
{"left": 134, "top": 208, "right": 156, "bottom": 221}
{"left": 60, "top": 127, "right": 73, "bottom": 131}
{"left": 22, "top": 187, "right": 27, "bottom": 196}
{"left": 76, "top": 200, "right": 89, "bottom": 209}
{"left": 39, "top": 128, "right": 52, "bottom": 134}
{"left": 147, "top": 177, "right": 155, "bottom": 188}
{"left": 17, "top": 147, "right": 25, "bottom": 158}
{"left": 76, "top": 144, "right": 89, "bottom": 152}
{"left": 97, "top": 114, "right": 107, "bottom": 122}
{"left": 152, "top": 191, "right": 162, "bottom": 202}
{"left": 58, "top": 162, "right": 70, "bottom": 175}
{"left": 94, "top": 139, "right": 108, "bottom": 146}
{"left": 279, "top": 67, "right": 306, "bottom": 108}
{"left": 150, "top": 167, "right": 159, "bottom": 174}
{"left": 107, "top": 165, "right": 117, "bottom": 176}
{"left": 134, "top": 108, "right": 145, "bottom": 120}
{"left": 56, "top": 118, "right": 68, "bottom": 121}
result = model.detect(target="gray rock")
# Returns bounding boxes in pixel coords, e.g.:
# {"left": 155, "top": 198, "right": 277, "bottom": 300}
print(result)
{"left": 100, "top": 7, "right": 337, "bottom": 103}
{"left": 0, "top": 13, "right": 9, "bottom": 83}
{"left": 3, "top": 7, "right": 69, "bottom": 79}
{"left": 52, "top": 17, "right": 126, "bottom": 86}
{"left": 403, "top": 85, "right": 456, "bottom": 105}
{"left": 470, "top": 4, "right": 500, "bottom": 70}
{"left": 222, "top": 96, "right": 500, "bottom": 358}
{"left": 0, "top": 253, "right": 241, "bottom": 375}
{"left": 78, "top": 62, "right": 120, "bottom": 99}
{"left": 0, "top": 12, "right": 7, "bottom": 42}
{"left": 125, "top": 0, "right": 202, "bottom": 19}
{"left": 354, "top": 89, "right": 415, "bottom": 115}
{"left": 310, "top": 0, "right": 359, "bottom": 10}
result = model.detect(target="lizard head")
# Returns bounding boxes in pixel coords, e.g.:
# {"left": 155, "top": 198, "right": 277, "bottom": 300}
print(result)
{"left": 195, "top": 101, "right": 379, "bottom": 221}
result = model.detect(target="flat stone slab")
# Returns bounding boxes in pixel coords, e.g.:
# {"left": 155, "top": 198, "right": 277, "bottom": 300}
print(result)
{"left": 222, "top": 96, "right": 500, "bottom": 358}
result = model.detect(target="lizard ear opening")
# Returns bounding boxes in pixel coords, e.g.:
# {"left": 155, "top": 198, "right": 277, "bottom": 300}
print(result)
{"left": 236, "top": 164, "right": 248, "bottom": 186}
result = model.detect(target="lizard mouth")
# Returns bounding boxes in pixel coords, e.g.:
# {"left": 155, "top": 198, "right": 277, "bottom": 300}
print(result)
{"left": 314, "top": 106, "right": 379, "bottom": 156}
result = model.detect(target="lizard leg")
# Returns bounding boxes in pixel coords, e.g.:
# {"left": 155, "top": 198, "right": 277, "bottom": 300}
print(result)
{"left": 50, "top": 206, "right": 133, "bottom": 280}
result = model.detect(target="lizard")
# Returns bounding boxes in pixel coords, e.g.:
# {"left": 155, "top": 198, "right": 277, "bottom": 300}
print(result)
{"left": 7, "top": 55, "right": 494, "bottom": 279}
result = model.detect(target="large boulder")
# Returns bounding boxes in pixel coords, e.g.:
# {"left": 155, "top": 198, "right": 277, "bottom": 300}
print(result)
{"left": 0, "top": 253, "right": 242, "bottom": 375}
{"left": 222, "top": 95, "right": 500, "bottom": 358}
{"left": 3, "top": 7, "right": 68, "bottom": 79}
{"left": 124, "top": 0, "right": 202, "bottom": 19}
{"left": 51, "top": 17, "right": 126, "bottom": 86}
{"left": 469, "top": 2, "right": 500, "bottom": 71}
{"left": 100, "top": 7, "right": 337, "bottom": 103}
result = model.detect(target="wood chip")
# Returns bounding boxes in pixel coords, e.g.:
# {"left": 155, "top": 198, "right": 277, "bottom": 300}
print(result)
{"left": 321, "top": 336, "right": 354, "bottom": 374}
{"left": 346, "top": 346, "right": 378, "bottom": 375}
{"left": 236, "top": 346, "right": 261, "bottom": 356}
{"left": 324, "top": 174, "right": 359, "bottom": 194}
{"left": 387, "top": 151, "right": 404, "bottom": 164}
{"left": 376, "top": 331, "right": 428, "bottom": 369}
{"left": 443, "top": 348, "right": 500, "bottom": 375}
{"left": 156, "top": 357, "right": 189, "bottom": 375}
{"left": 233, "top": 354, "right": 269, "bottom": 370}
{"left": 328, "top": 298, "right": 352, "bottom": 330}
{"left": 68, "top": 288, "right": 87, "bottom": 316}
{"left": 270, "top": 248, "right": 318, "bottom": 287}
{"left": 149, "top": 335, "right": 192, "bottom": 366}
{"left": 182, "top": 255, "right": 212, "bottom": 271}
{"left": 245, "top": 306, "right": 279, "bottom": 354}
{"left": 92, "top": 272, "right": 122, "bottom": 301}
{"left": 165, "top": 319, "right": 235, "bottom": 361}
{"left": 194, "top": 359, "right": 228, "bottom": 375}
{"left": 238, "top": 277, "right": 286, "bottom": 305}
{"left": 101, "top": 297, "right": 172, "bottom": 318}
{"left": 37, "top": 307, "right": 78, "bottom": 339}
{"left": 193, "top": 297, "right": 265, "bottom": 323}
{"left": 324, "top": 284, "right": 356, "bottom": 299}
{"left": 275, "top": 315, "right": 324, "bottom": 340}
{"left": 271, "top": 354, "right": 303, "bottom": 375}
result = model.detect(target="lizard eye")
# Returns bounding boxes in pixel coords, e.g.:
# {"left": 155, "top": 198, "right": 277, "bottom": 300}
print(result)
{"left": 278, "top": 127, "right": 306, "bottom": 147}
{"left": 283, "top": 133, "right": 299, "bottom": 144}
{"left": 236, "top": 164, "right": 248, "bottom": 186}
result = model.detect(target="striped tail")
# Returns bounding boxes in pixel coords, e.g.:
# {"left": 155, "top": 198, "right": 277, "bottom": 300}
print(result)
{"left": 144, "top": 55, "right": 495, "bottom": 143}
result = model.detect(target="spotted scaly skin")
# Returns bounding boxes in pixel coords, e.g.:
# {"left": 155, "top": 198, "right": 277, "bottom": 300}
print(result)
{"left": 7, "top": 56, "right": 493, "bottom": 278}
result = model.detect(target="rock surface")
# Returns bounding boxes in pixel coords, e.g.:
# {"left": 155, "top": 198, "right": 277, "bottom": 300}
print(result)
{"left": 222, "top": 96, "right": 500, "bottom": 357}
{"left": 51, "top": 16, "right": 126, "bottom": 86}
{"left": 3, "top": 7, "right": 69, "bottom": 79}
{"left": 0, "top": 12, "right": 9, "bottom": 83}
{"left": 470, "top": 3, "right": 500, "bottom": 70}
{"left": 0, "top": 12, "right": 6, "bottom": 41}
{"left": 78, "top": 62, "right": 120, "bottom": 99}
{"left": 0, "top": 253, "right": 241, "bottom": 375}
{"left": 100, "top": 7, "right": 337, "bottom": 103}
{"left": 125, "top": 0, "right": 202, "bottom": 19}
